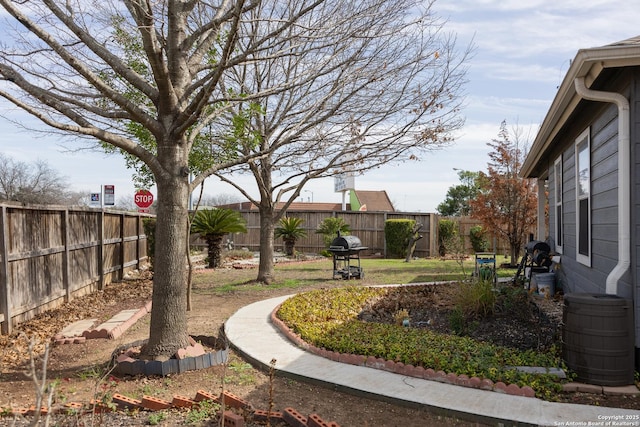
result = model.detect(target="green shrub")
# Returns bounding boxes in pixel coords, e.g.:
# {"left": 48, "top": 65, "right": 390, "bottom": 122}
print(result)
{"left": 453, "top": 279, "right": 496, "bottom": 319}
{"left": 275, "top": 217, "right": 307, "bottom": 256}
{"left": 384, "top": 219, "right": 416, "bottom": 258}
{"left": 469, "top": 225, "right": 489, "bottom": 252}
{"left": 448, "top": 306, "right": 466, "bottom": 335}
{"left": 438, "top": 219, "right": 458, "bottom": 256}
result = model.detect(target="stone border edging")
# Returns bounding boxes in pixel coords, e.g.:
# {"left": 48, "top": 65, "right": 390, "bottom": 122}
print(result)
{"left": 270, "top": 303, "right": 536, "bottom": 398}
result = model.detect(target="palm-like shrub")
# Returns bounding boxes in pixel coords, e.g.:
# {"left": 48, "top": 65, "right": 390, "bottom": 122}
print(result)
{"left": 275, "top": 217, "right": 307, "bottom": 256}
{"left": 316, "top": 217, "right": 351, "bottom": 249}
{"left": 191, "top": 208, "right": 247, "bottom": 268}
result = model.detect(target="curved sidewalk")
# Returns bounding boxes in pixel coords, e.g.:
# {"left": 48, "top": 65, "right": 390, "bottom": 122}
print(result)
{"left": 224, "top": 295, "right": 638, "bottom": 427}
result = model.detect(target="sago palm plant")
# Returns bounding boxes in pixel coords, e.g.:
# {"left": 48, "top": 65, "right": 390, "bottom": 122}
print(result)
{"left": 275, "top": 217, "right": 307, "bottom": 256}
{"left": 316, "top": 217, "right": 351, "bottom": 248}
{"left": 191, "top": 208, "right": 247, "bottom": 268}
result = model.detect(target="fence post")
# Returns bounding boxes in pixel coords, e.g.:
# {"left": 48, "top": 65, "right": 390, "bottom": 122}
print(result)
{"left": 119, "top": 212, "right": 125, "bottom": 281}
{"left": 98, "top": 209, "right": 105, "bottom": 290}
{"left": 429, "top": 213, "right": 438, "bottom": 258}
{"left": 0, "top": 206, "right": 11, "bottom": 334}
{"left": 383, "top": 212, "right": 388, "bottom": 258}
{"left": 63, "top": 209, "right": 71, "bottom": 302}
{"left": 137, "top": 215, "right": 142, "bottom": 269}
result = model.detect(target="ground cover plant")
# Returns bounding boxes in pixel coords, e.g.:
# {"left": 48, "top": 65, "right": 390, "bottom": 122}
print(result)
{"left": 276, "top": 284, "right": 566, "bottom": 400}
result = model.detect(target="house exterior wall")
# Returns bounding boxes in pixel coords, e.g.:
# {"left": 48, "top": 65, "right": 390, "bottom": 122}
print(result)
{"left": 545, "top": 71, "right": 639, "bottom": 350}
{"left": 631, "top": 72, "right": 640, "bottom": 351}
{"left": 548, "top": 100, "right": 633, "bottom": 297}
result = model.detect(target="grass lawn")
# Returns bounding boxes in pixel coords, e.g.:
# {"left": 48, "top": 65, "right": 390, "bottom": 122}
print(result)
{"left": 192, "top": 254, "right": 518, "bottom": 295}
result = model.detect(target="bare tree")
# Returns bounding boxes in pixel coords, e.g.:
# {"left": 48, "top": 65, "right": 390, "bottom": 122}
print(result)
{"left": 0, "top": 153, "right": 80, "bottom": 205}
{"left": 210, "top": 0, "right": 470, "bottom": 283}
{"left": 0, "top": 0, "right": 330, "bottom": 360}
{"left": 115, "top": 195, "right": 137, "bottom": 211}
{"left": 199, "top": 193, "right": 243, "bottom": 208}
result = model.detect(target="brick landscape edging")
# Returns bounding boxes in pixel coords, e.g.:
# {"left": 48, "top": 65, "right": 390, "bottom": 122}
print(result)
{"left": 269, "top": 303, "right": 537, "bottom": 398}
{"left": 53, "top": 301, "right": 153, "bottom": 345}
{"left": 1, "top": 390, "right": 340, "bottom": 427}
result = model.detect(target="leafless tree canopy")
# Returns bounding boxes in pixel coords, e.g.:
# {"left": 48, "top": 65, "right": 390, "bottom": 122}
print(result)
{"left": 214, "top": 0, "right": 469, "bottom": 200}
{"left": 0, "top": 0, "right": 297, "bottom": 177}
{"left": 0, "top": 153, "right": 84, "bottom": 205}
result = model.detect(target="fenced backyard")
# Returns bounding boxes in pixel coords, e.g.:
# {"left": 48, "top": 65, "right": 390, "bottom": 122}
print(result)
{"left": 0, "top": 203, "right": 512, "bottom": 334}
{"left": 0, "top": 203, "right": 150, "bottom": 334}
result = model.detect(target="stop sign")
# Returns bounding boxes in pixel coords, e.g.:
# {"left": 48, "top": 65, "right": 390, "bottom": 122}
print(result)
{"left": 134, "top": 189, "right": 154, "bottom": 209}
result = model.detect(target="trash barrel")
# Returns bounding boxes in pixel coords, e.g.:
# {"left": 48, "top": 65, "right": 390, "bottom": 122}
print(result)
{"left": 533, "top": 272, "right": 555, "bottom": 297}
{"left": 562, "top": 293, "right": 634, "bottom": 386}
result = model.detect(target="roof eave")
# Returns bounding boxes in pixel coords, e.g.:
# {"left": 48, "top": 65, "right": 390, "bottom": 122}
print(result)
{"left": 521, "top": 44, "right": 640, "bottom": 178}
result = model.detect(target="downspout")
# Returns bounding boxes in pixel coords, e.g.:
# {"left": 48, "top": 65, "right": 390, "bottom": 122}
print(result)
{"left": 574, "top": 77, "right": 630, "bottom": 295}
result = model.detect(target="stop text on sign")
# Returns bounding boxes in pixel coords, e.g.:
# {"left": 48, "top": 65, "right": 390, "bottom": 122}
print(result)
{"left": 134, "top": 190, "right": 154, "bottom": 209}
{"left": 135, "top": 194, "right": 153, "bottom": 204}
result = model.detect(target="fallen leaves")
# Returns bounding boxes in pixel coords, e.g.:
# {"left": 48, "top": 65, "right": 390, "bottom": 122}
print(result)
{"left": 0, "top": 271, "right": 153, "bottom": 372}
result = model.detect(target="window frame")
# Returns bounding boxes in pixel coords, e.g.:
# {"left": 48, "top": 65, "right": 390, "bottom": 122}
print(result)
{"left": 575, "top": 128, "right": 591, "bottom": 266}
{"left": 554, "top": 155, "right": 563, "bottom": 254}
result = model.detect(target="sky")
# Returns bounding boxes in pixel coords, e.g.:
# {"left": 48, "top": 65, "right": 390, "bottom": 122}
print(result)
{"left": 1, "top": 1, "right": 639, "bottom": 212}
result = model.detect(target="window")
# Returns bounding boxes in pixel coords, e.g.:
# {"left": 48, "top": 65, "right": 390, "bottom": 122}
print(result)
{"left": 575, "top": 129, "right": 591, "bottom": 266}
{"left": 554, "top": 156, "right": 563, "bottom": 253}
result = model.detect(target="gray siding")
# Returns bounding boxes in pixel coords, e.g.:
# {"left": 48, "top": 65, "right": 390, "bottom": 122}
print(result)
{"left": 632, "top": 76, "right": 640, "bottom": 350}
{"left": 553, "top": 100, "right": 633, "bottom": 298}
{"left": 533, "top": 60, "right": 640, "bottom": 359}
{"left": 546, "top": 72, "right": 640, "bottom": 350}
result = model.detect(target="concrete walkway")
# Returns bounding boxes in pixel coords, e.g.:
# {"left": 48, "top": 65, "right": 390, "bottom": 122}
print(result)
{"left": 225, "top": 295, "right": 639, "bottom": 427}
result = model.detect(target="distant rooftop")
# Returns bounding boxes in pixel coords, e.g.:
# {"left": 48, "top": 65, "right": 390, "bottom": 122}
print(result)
{"left": 351, "top": 190, "right": 395, "bottom": 212}
{"left": 217, "top": 201, "right": 350, "bottom": 212}
{"left": 215, "top": 189, "right": 395, "bottom": 212}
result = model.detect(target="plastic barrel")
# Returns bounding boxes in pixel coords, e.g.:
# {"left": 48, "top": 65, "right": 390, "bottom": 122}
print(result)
{"left": 562, "top": 293, "right": 634, "bottom": 386}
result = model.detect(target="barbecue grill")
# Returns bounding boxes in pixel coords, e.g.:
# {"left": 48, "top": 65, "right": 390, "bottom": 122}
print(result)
{"left": 525, "top": 240, "right": 552, "bottom": 268}
{"left": 328, "top": 233, "right": 367, "bottom": 279}
{"left": 513, "top": 240, "right": 553, "bottom": 286}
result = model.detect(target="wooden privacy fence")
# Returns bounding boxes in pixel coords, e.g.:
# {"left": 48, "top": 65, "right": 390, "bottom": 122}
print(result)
{"left": 194, "top": 211, "right": 514, "bottom": 261}
{"left": 206, "top": 210, "right": 440, "bottom": 259}
{"left": 450, "top": 216, "right": 513, "bottom": 259}
{"left": 0, "top": 203, "right": 150, "bottom": 334}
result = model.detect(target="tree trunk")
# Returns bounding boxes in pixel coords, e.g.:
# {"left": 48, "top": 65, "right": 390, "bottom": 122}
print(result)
{"left": 143, "top": 169, "right": 191, "bottom": 360}
{"left": 257, "top": 208, "right": 276, "bottom": 284}
{"left": 404, "top": 224, "right": 423, "bottom": 262}
{"left": 284, "top": 238, "right": 295, "bottom": 256}
{"left": 510, "top": 244, "right": 519, "bottom": 267}
{"left": 207, "top": 235, "right": 223, "bottom": 268}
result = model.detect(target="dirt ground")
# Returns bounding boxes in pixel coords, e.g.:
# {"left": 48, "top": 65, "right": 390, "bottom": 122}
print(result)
{"left": 0, "top": 259, "right": 638, "bottom": 426}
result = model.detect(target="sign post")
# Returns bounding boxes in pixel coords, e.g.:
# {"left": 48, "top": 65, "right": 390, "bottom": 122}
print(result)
{"left": 134, "top": 190, "right": 154, "bottom": 213}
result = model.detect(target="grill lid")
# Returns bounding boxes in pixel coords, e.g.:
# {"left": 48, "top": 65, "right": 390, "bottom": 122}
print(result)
{"left": 525, "top": 240, "right": 550, "bottom": 254}
{"left": 329, "top": 234, "right": 363, "bottom": 250}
